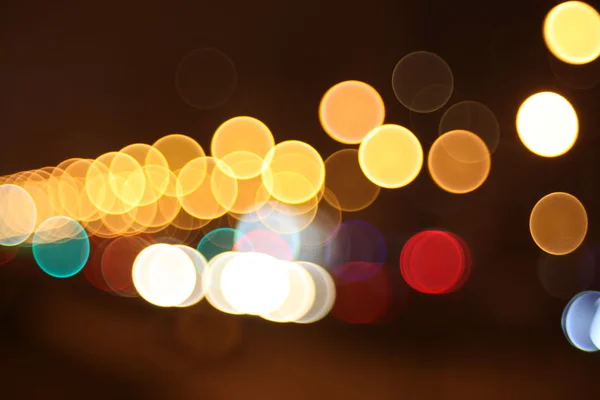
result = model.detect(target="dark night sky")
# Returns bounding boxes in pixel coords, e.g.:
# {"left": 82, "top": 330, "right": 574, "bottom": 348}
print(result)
{"left": 0, "top": 0, "right": 599, "bottom": 398}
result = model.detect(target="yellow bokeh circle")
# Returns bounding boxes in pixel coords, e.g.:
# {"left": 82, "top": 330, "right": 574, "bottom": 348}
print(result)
{"left": 262, "top": 140, "right": 325, "bottom": 204}
{"left": 544, "top": 1, "right": 600, "bottom": 65}
{"left": 358, "top": 124, "right": 423, "bottom": 189}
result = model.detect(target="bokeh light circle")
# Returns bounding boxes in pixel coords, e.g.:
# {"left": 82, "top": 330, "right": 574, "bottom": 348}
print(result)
{"left": 0, "top": 184, "right": 37, "bottom": 246}
{"left": 32, "top": 216, "right": 90, "bottom": 278}
{"left": 428, "top": 129, "right": 491, "bottom": 194}
{"left": 538, "top": 244, "right": 595, "bottom": 299}
{"left": 332, "top": 262, "right": 392, "bottom": 324}
{"left": 325, "top": 220, "right": 387, "bottom": 281}
{"left": 197, "top": 228, "right": 240, "bottom": 261}
{"left": 132, "top": 243, "right": 197, "bottom": 307}
{"left": 516, "top": 91, "right": 578, "bottom": 157}
{"left": 101, "top": 235, "right": 151, "bottom": 297}
{"left": 562, "top": 291, "right": 600, "bottom": 352}
{"left": 220, "top": 252, "right": 291, "bottom": 315}
{"left": 294, "top": 261, "right": 336, "bottom": 324}
{"left": 211, "top": 116, "right": 275, "bottom": 179}
{"left": 261, "top": 140, "right": 325, "bottom": 204}
{"left": 324, "top": 149, "right": 380, "bottom": 212}
{"left": 400, "top": 230, "right": 469, "bottom": 294}
{"left": 318, "top": 80, "right": 385, "bottom": 144}
{"left": 358, "top": 124, "right": 423, "bottom": 189}
{"left": 175, "top": 47, "right": 237, "bottom": 109}
{"left": 202, "top": 251, "right": 244, "bottom": 315}
{"left": 530, "top": 192, "right": 587, "bottom": 256}
{"left": 392, "top": 51, "right": 454, "bottom": 113}
{"left": 174, "top": 245, "right": 208, "bottom": 308}
{"left": 262, "top": 261, "right": 316, "bottom": 323}
{"left": 438, "top": 101, "right": 501, "bottom": 154}
{"left": 151, "top": 134, "right": 206, "bottom": 196}
{"left": 544, "top": 1, "right": 600, "bottom": 65}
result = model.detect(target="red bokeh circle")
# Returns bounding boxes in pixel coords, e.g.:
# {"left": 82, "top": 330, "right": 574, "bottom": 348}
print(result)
{"left": 400, "top": 230, "right": 470, "bottom": 294}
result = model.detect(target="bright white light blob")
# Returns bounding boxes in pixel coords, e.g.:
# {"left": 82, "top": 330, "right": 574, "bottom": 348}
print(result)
{"left": 220, "top": 251, "right": 291, "bottom": 315}
{"left": 175, "top": 245, "right": 208, "bottom": 307}
{"left": 589, "top": 298, "right": 600, "bottom": 350}
{"left": 202, "top": 251, "right": 243, "bottom": 315}
{"left": 562, "top": 290, "right": 600, "bottom": 352}
{"left": 262, "top": 261, "right": 316, "bottom": 323}
{"left": 516, "top": 91, "right": 578, "bottom": 157}
{"left": 132, "top": 243, "right": 197, "bottom": 307}
{"left": 294, "top": 261, "right": 336, "bottom": 323}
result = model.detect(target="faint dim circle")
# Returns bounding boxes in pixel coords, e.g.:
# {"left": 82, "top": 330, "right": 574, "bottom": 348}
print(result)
{"left": 175, "top": 48, "right": 237, "bottom": 109}
{"left": 318, "top": 80, "right": 385, "bottom": 144}
{"left": 516, "top": 91, "right": 578, "bottom": 157}
{"left": 32, "top": 217, "right": 90, "bottom": 279}
{"left": 538, "top": 245, "right": 595, "bottom": 299}
{"left": 530, "top": 192, "right": 587, "bottom": 256}
{"left": 428, "top": 130, "right": 491, "bottom": 194}
{"left": 547, "top": 51, "right": 600, "bottom": 90}
{"left": 332, "top": 262, "right": 392, "bottom": 324}
{"left": 544, "top": 1, "right": 600, "bottom": 65}
{"left": 358, "top": 124, "right": 423, "bottom": 189}
{"left": 0, "top": 245, "right": 18, "bottom": 265}
{"left": 325, "top": 220, "right": 387, "bottom": 281}
{"left": 392, "top": 51, "right": 454, "bottom": 113}
{"left": 438, "top": 101, "right": 501, "bottom": 154}
{"left": 324, "top": 149, "right": 380, "bottom": 212}
{"left": 562, "top": 291, "right": 600, "bottom": 352}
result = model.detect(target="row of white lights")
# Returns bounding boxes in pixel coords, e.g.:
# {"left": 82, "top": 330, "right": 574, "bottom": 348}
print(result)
{"left": 132, "top": 244, "right": 336, "bottom": 323}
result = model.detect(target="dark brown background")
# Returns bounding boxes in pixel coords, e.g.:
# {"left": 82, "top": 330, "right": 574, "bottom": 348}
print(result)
{"left": 1, "top": 0, "right": 599, "bottom": 398}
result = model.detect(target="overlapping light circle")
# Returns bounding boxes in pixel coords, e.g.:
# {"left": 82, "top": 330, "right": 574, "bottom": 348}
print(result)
{"left": 0, "top": 34, "right": 596, "bottom": 346}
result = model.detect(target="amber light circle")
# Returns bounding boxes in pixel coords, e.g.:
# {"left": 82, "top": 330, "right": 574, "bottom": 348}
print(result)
{"left": 428, "top": 130, "right": 491, "bottom": 194}
{"left": 318, "top": 80, "right": 385, "bottom": 144}
{"left": 151, "top": 134, "right": 206, "bottom": 196}
{"left": 211, "top": 116, "right": 275, "bottom": 179}
{"left": 261, "top": 140, "right": 325, "bottom": 204}
{"left": 177, "top": 157, "right": 238, "bottom": 220}
{"left": 530, "top": 192, "right": 588, "bottom": 256}
{"left": 358, "top": 124, "right": 423, "bottom": 189}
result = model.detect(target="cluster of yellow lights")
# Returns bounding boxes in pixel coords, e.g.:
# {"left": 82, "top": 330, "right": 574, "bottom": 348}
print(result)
{"left": 0, "top": 1, "right": 595, "bottom": 316}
